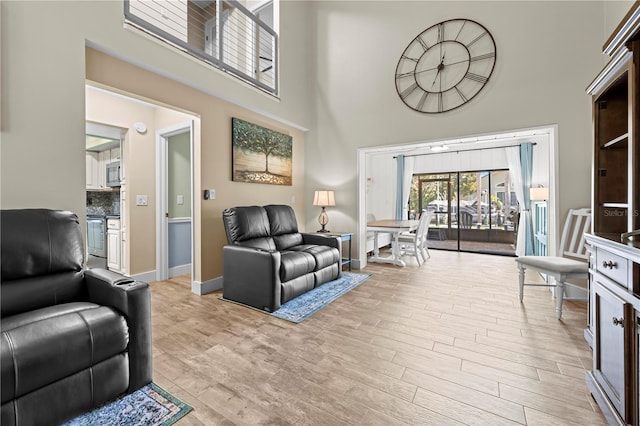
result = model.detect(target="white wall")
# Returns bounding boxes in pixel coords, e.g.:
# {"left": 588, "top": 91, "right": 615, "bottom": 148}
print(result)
{"left": 604, "top": 0, "right": 635, "bottom": 40}
{"left": 365, "top": 152, "right": 396, "bottom": 221}
{"left": 304, "top": 1, "right": 609, "bottom": 258}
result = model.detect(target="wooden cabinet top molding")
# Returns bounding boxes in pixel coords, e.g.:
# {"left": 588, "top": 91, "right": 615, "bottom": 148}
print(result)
{"left": 604, "top": 1, "right": 640, "bottom": 56}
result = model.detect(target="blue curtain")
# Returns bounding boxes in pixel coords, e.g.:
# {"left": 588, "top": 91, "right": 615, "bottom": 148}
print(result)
{"left": 520, "top": 143, "right": 535, "bottom": 255}
{"left": 395, "top": 155, "right": 404, "bottom": 220}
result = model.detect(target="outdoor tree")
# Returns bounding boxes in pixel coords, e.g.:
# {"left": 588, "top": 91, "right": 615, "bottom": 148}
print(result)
{"left": 409, "top": 173, "right": 479, "bottom": 215}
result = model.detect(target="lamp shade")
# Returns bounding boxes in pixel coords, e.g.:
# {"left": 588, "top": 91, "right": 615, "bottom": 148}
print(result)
{"left": 313, "top": 190, "right": 336, "bottom": 207}
{"left": 529, "top": 187, "right": 549, "bottom": 201}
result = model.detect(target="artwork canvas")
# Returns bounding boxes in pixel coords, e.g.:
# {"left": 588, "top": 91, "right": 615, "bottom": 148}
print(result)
{"left": 232, "top": 118, "right": 293, "bottom": 186}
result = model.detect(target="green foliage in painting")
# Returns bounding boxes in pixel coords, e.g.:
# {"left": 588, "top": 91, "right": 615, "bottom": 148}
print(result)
{"left": 232, "top": 118, "right": 292, "bottom": 174}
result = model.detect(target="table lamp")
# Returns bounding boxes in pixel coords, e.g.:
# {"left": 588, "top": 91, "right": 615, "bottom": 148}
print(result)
{"left": 313, "top": 190, "right": 335, "bottom": 232}
{"left": 529, "top": 186, "right": 549, "bottom": 201}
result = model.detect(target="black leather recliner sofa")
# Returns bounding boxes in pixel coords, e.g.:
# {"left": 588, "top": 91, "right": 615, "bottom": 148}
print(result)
{"left": 222, "top": 204, "right": 341, "bottom": 312}
{"left": 1, "top": 209, "right": 152, "bottom": 426}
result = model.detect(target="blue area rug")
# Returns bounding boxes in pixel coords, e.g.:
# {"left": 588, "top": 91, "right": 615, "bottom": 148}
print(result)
{"left": 271, "top": 272, "right": 371, "bottom": 323}
{"left": 63, "top": 383, "right": 192, "bottom": 426}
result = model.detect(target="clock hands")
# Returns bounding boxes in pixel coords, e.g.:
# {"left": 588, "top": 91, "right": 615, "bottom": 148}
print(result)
{"left": 415, "top": 56, "right": 470, "bottom": 76}
{"left": 431, "top": 53, "right": 446, "bottom": 88}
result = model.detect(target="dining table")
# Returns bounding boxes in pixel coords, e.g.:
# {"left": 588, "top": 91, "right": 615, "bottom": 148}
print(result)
{"left": 366, "top": 219, "right": 420, "bottom": 267}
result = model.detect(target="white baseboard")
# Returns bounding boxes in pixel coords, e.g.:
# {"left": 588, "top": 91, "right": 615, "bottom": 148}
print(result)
{"left": 192, "top": 276, "right": 223, "bottom": 295}
{"left": 352, "top": 259, "right": 365, "bottom": 270}
{"left": 169, "top": 264, "right": 191, "bottom": 278}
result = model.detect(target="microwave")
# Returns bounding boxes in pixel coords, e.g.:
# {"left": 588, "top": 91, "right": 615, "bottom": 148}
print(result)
{"left": 106, "top": 161, "right": 121, "bottom": 187}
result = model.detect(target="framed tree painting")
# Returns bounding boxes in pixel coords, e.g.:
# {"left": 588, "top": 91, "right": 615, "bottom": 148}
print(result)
{"left": 231, "top": 118, "right": 293, "bottom": 185}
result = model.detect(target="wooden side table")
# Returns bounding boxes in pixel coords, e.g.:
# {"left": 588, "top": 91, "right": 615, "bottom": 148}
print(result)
{"left": 323, "top": 232, "right": 352, "bottom": 271}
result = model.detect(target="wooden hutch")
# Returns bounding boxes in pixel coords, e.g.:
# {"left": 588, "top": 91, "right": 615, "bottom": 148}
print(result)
{"left": 585, "top": 2, "right": 640, "bottom": 425}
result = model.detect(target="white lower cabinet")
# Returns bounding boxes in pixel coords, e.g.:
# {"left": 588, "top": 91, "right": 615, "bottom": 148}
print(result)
{"left": 107, "top": 219, "right": 121, "bottom": 272}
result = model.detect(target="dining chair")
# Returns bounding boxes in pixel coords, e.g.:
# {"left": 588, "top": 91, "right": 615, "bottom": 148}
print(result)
{"left": 397, "top": 210, "right": 433, "bottom": 266}
{"left": 515, "top": 207, "right": 591, "bottom": 320}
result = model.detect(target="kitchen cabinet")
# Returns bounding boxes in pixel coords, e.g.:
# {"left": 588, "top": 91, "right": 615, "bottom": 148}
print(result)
{"left": 107, "top": 218, "right": 121, "bottom": 272}
{"left": 86, "top": 152, "right": 100, "bottom": 189}
{"left": 86, "top": 150, "right": 110, "bottom": 190}
{"left": 86, "top": 148, "right": 122, "bottom": 190}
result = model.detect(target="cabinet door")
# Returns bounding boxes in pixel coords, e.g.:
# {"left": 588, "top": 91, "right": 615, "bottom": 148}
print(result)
{"left": 110, "top": 146, "right": 120, "bottom": 160}
{"left": 107, "top": 229, "right": 121, "bottom": 271}
{"left": 98, "top": 151, "right": 111, "bottom": 188}
{"left": 593, "top": 279, "right": 628, "bottom": 418}
{"left": 86, "top": 152, "right": 99, "bottom": 189}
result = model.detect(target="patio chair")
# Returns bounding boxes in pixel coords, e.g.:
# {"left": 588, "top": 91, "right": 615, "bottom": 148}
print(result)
{"left": 515, "top": 207, "right": 591, "bottom": 319}
{"left": 397, "top": 210, "right": 433, "bottom": 265}
{"left": 459, "top": 210, "right": 473, "bottom": 229}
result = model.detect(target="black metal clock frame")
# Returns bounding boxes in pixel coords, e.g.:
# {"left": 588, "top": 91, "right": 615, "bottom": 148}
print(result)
{"left": 395, "top": 19, "right": 497, "bottom": 114}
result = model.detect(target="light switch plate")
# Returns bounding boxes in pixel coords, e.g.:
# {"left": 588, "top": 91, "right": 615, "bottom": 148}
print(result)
{"left": 204, "top": 189, "right": 216, "bottom": 200}
{"left": 136, "top": 195, "right": 148, "bottom": 206}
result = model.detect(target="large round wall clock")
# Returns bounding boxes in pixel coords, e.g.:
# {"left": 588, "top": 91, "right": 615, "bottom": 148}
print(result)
{"left": 395, "top": 19, "right": 497, "bottom": 114}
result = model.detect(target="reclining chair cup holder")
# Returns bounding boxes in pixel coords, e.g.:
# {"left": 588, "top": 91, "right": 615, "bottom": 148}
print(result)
{"left": 0, "top": 209, "right": 153, "bottom": 426}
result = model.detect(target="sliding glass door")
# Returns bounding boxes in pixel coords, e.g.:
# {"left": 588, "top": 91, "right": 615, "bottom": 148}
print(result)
{"left": 410, "top": 170, "right": 517, "bottom": 256}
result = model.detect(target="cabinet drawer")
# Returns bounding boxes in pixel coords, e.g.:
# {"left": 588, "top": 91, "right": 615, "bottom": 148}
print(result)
{"left": 596, "top": 247, "right": 629, "bottom": 287}
{"left": 107, "top": 219, "right": 120, "bottom": 230}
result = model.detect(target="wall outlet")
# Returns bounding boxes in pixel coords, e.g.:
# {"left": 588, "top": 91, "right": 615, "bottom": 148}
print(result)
{"left": 177, "top": 195, "right": 184, "bottom": 205}
{"left": 136, "top": 195, "right": 148, "bottom": 206}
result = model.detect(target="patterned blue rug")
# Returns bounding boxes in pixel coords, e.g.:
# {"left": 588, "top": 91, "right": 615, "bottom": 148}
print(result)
{"left": 63, "top": 383, "right": 192, "bottom": 426}
{"left": 271, "top": 272, "right": 371, "bottom": 323}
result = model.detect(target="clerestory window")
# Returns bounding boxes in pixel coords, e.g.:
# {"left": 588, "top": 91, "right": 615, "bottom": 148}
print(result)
{"left": 124, "top": 0, "right": 278, "bottom": 96}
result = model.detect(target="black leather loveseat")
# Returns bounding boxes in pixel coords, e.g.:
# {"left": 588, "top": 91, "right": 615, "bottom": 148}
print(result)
{"left": 1, "top": 209, "right": 152, "bottom": 426}
{"left": 222, "top": 204, "right": 341, "bottom": 312}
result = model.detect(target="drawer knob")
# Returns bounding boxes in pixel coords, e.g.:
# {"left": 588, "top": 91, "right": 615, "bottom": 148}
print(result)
{"left": 612, "top": 317, "right": 624, "bottom": 327}
{"left": 602, "top": 260, "right": 618, "bottom": 269}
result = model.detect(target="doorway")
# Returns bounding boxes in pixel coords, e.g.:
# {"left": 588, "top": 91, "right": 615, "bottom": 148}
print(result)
{"left": 156, "top": 122, "right": 194, "bottom": 281}
{"left": 357, "top": 125, "right": 556, "bottom": 269}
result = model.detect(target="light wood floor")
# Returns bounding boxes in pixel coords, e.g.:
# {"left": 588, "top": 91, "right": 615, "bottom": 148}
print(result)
{"left": 150, "top": 250, "right": 606, "bottom": 425}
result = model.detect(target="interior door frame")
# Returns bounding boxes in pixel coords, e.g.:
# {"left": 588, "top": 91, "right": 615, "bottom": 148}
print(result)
{"left": 156, "top": 121, "right": 194, "bottom": 281}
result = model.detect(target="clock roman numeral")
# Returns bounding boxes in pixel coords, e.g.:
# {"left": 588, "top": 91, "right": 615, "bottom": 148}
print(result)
{"left": 438, "top": 92, "right": 443, "bottom": 112}
{"left": 417, "top": 36, "right": 430, "bottom": 51}
{"left": 400, "top": 55, "right": 419, "bottom": 63}
{"left": 400, "top": 83, "right": 419, "bottom": 99}
{"left": 396, "top": 72, "right": 415, "bottom": 80}
{"left": 454, "top": 20, "right": 468, "bottom": 41}
{"left": 454, "top": 86, "right": 468, "bottom": 102}
{"left": 467, "top": 31, "right": 488, "bottom": 47}
{"left": 470, "top": 52, "right": 495, "bottom": 62}
{"left": 416, "top": 92, "right": 429, "bottom": 111}
{"left": 437, "top": 23, "right": 444, "bottom": 43}
{"left": 465, "top": 72, "right": 488, "bottom": 84}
